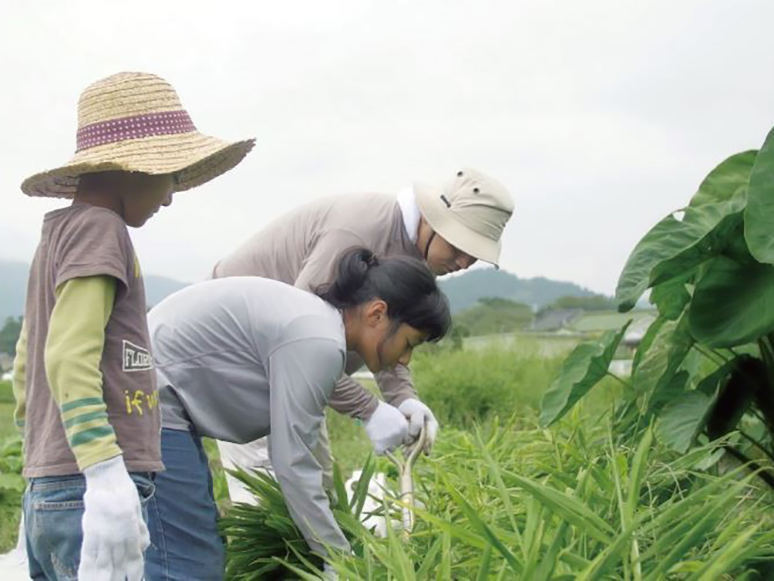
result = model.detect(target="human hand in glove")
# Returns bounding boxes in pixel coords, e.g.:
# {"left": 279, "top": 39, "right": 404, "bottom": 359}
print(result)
{"left": 364, "top": 401, "right": 411, "bottom": 455}
{"left": 398, "top": 398, "right": 439, "bottom": 455}
{"left": 78, "top": 455, "right": 149, "bottom": 581}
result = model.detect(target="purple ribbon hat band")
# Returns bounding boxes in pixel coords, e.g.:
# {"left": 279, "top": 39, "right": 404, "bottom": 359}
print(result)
{"left": 76, "top": 110, "right": 197, "bottom": 152}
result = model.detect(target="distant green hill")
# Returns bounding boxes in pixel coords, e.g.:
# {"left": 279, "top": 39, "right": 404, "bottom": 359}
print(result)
{"left": 0, "top": 260, "right": 189, "bottom": 321}
{"left": 438, "top": 268, "right": 597, "bottom": 314}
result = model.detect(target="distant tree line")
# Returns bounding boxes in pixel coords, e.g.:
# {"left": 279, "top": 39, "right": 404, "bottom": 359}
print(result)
{"left": 445, "top": 293, "right": 618, "bottom": 341}
{"left": 0, "top": 316, "right": 22, "bottom": 357}
{"left": 540, "top": 294, "right": 616, "bottom": 313}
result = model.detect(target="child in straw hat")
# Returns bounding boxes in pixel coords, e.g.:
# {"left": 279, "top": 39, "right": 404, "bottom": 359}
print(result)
{"left": 12, "top": 71, "right": 254, "bottom": 581}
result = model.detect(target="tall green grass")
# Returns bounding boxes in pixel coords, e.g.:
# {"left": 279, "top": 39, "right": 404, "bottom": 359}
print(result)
{"left": 411, "top": 345, "right": 622, "bottom": 429}
{"left": 0, "top": 435, "right": 22, "bottom": 554}
{"left": 410, "top": 346, "right": 559, "bottom": 428}
{"left": 0, "top": 380, "right": 21, "bottom": 553}
{"left": 223, "top": 411, "right": 774, "bottom": 579}
{"left": 222, "top": 336, "right": 774, "bottom": 579}
{"left": 325, "top": 346, "right": 595, "bottom": 478}
{"left": 0, "top": 380, "right": 18, "bottom": 442}
{"left": 322, "top": 415, "right": 774, "bottom": 579}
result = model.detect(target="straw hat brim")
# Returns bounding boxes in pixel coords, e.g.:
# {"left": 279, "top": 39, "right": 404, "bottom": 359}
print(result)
{"left": 415, "top": 181, "right": 502, "bottom": 267}
{"left": 21, "top": 131, "right": 256, "bottom": 198}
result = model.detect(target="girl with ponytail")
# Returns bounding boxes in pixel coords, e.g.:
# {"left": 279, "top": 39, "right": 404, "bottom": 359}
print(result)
{"left": 316, "top": 247, "right": 449, "bottom": 372}
{"left": 144, "top": 247, "right": 449, "bottom": 579}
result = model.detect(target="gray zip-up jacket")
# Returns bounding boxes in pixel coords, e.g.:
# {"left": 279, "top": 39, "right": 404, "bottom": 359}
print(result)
{"left": 148, "top": 277, "right": 349, "bottom": 555}
{"left": 212, "top": 192, "right": 423, "bottom": 420}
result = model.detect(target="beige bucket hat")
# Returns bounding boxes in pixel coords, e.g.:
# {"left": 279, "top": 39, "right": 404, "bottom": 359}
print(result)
{"left": 21, "top": 72, "right": 255, "bottom": 198}
{"left": 415, "top": 168, "right": 514, "bottom": 267}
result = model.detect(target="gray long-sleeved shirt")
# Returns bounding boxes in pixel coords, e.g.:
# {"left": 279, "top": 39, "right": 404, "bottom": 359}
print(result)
{"left": 212, "top": 192, "right": 423, "bottom": 419}
{"left": 147, "top": 277, "right": 349, "bottom": 555}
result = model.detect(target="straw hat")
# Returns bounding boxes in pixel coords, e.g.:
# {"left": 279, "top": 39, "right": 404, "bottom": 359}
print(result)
{"left": 21, "top": 72, "right": 255, "bottom": 198}
{"left": 415, "top": 168, "right": 514, "bottom": 268}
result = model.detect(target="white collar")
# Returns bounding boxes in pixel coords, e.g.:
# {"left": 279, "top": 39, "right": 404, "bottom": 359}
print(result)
{"left": 396, "top": 186, "right": 420, "bottom": 243}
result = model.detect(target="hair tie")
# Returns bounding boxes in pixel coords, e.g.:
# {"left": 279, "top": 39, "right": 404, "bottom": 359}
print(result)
{"left": 365, "top": 253, "right": 379, "bottom": 268}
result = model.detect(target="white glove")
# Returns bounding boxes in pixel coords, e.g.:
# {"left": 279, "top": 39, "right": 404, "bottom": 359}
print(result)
{"left": 398, "top": 398, "right": 439, "bottom": 455}
{"left": 79, "top": 455, "right": 149, "bottom": 581}
{"left": 364, "top": 401, "right": 410, "bottom": 455}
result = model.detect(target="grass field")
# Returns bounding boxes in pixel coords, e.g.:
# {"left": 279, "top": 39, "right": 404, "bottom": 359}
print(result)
{"left": 0, "top": 380, "right": 16, "bottom": 439}
{"left": 0, "top": 380, "right": 21, "bottom": 553}
{"left": 0, "top": 403, "right": 15, "bottom": 441}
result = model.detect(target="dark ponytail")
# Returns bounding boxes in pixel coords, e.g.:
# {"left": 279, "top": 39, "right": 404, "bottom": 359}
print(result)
{"left": 316, "top": 247, "right": 450, "bottom": 342}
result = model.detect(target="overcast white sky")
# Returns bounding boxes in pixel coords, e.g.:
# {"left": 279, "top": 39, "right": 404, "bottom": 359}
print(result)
{"left": 2, "top": 0, "right": 774, "bottom": 295}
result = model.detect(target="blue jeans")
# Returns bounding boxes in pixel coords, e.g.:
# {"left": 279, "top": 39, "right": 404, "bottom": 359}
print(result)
{"left": 23, "top": 472, "right": 155, "bottom": 581}
{"left": 145, "top": 428, "right": 225, "bottom": 581}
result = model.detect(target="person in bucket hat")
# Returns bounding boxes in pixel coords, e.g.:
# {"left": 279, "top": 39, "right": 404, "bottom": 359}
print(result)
{"left": 12, "top": 71, "right": 254, "bottom": 581}
{"left": 211, "top": 166, "right": 514, "bottom": 506}
{"left": 414, "top": 167, "right": 514, "bottom": 270}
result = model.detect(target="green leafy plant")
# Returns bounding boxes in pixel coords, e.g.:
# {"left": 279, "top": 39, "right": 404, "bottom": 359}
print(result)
{"left": 540, "top": 134, "right": 774, "bottom": 483}
{"left": 324, "top": 418, "right": 774, "bottom": 579}
{"left": 220, "top": 455, "right": 386, "bottom": 580}
{"left": 220, "top": 468, "right": 326, "bottom": 580}
{"left": 0, "top": 434, "right": 24, "bottom": 553}
{"left": 223, "top": 416, "right": 774, "bottom": 579}
{"left": 0, "top": 436, "right": 23, "bottom": 494}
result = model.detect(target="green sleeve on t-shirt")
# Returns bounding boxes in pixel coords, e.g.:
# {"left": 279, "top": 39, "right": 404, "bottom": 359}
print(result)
{"left": 12, "top": 319, "right": 28, "bottom": 432}
{"left": 45, "top": 276, "right": 122, "bottom": 470}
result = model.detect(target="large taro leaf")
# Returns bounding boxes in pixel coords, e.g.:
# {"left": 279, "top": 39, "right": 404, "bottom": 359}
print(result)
{"left": 650, "top": 276, "right": 692, "bottom": 321}
{"left": 745, "top": 126, "right": 774, "bottom": 264}
{"left": 654, "top": 358, "right": 743, "bottom": 452}
{"left": 688, "top": 150, "right": 757, "bottom": 207}
{"left": 615, "top": 195, "right": 745, "bottom": 312}
{"left": 633, "top": 315, "right": 694, "bottom": 404}
{"left": 631, "top": 315, "right": 665, "bottom": 375}
{"left": 540, "top": 321, "right": 630, "bottom": 427}
{"left": 649, "top": 196, "right": 745, "bottom": 286}
{"left": 645, "top": 370, "right": 690, "bottom": 417}
{"left": 689, "top": 255, "right": 774, "bottom": 348}
{"left": 722, "top": 223, "right": 759, "bottom": 265}
{"left": 616, "top": 215, "right": 692, "bottom": 312}
{"left": 655, "top": 391, "right": 714, "bottom": 453}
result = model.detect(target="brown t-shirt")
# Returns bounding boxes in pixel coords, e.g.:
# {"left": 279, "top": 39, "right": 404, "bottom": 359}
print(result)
{"left": 213, "top": 192, "right": 423, "bottom": 419}
{"left": 22, "top": 204, "right": 162, "bottom": 477}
